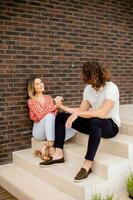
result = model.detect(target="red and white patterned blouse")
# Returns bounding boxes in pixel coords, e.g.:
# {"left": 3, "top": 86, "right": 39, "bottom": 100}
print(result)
{"left": 28, "top": 95, "right": 57, "bottom": 122}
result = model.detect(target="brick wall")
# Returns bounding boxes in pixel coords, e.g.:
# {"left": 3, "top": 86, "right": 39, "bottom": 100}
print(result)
{"left": 0, "top": 0, "right": 133, "bottom": 164}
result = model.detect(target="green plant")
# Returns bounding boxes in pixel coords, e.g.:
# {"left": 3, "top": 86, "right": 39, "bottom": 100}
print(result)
{"left": 92, "top": 193, "right": 116, "bottom": 200}
{"left": 104, "top": 194, "right": 113, "bottom": 200}
{"left": 127, "top": 173, "right": 133, "bottom": 199}
{"left": 92, "top": 194, "right": 101, "bottom": 200}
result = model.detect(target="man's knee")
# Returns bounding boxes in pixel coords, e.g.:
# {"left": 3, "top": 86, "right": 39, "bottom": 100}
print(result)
{"left": 89, "top": 117, "right": 101, "bottom": 126}
{"left": 55, "top": 112, "right": 69, "bottom": 123}
{"left": 88, "top": 118, "right": 102, "bottom": 137}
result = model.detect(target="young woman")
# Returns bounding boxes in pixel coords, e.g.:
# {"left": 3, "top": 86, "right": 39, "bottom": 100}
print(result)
{"left": 39, "top": 61, "right": 121, "bottom": 182}
{"left": 27, "top": 77, "right": 76, "bottom": 160}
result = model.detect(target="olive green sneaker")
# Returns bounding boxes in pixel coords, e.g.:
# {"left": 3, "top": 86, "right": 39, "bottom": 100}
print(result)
{"left": 39, "top": 157, "right": 65, "bottom": 167}
{"left": 74, "top": 168, "right": 92, "bottom": 182}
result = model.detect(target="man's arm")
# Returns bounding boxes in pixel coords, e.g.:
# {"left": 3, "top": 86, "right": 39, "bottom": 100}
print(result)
{"left": 77, "top": 100, "right": 114, "bottom": 118}
{"left": 56, "top": 99, "right": 91, "bottom": 114}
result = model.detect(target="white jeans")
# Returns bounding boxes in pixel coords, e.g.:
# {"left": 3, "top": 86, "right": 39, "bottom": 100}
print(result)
{"left": 32, "top": 113, "right": 76, "bottom": 141}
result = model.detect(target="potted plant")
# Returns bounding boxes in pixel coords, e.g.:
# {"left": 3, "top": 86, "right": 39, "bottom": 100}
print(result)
{"left": 127, "top": 173, "right": 133, "bottom": 199}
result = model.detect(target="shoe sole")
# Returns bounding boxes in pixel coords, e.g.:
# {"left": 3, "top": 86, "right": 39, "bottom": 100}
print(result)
{"left": 74, "top": 176, "right": 89, "bottom": 183}
{"left": 73, "top": 174, "right": 91, "bottom": 183}
{"left": 39, "top": 162, "right": 65, "bottom": 168}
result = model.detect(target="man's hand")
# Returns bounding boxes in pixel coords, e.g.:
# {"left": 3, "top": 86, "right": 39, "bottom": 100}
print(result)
{"left": 65, "top": 113, "right": 78, "bottom": 128}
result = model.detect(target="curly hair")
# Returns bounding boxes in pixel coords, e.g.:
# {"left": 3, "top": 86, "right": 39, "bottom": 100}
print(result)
{"left": 82, "top": 61, "right": 111, "bottom": 90}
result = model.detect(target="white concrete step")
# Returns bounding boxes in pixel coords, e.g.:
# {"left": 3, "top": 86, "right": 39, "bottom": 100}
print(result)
{"left": 118, "top": 191, "right": 131, "bottom": 200}
{"left": 65, "top": 142, "right": 129, "bottom": 180}
{"left": 0, "top": 163, "right": 76, "bottom": 200}
{"left": 120, "top": 121, "right": 133, "bottom": 136}
{"left": 32, "top": 138, "right": 129, "bottom": 180}
{"left": 12, "top": 149, "right": 128, "bottom": 200}
{"left": 120, "top": 104, "right": 133, "bottom": 122}
{"left": 12, "top": 149, "right": 105, "bottom": 200}
{"left": 120, "top": 104, "right": 133, "bottom": 136}
{"left": 70, "top": 133, "right": 133, "bottom": 159}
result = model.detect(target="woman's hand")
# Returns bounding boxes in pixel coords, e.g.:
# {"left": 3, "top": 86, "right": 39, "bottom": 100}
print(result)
{"left": 54, "top": 96, "right": 64, "bottom": 102}
{"left": 65, "top": 112, "right": 78, "bottom": 128}
{"left": 54, "top": 96, "right": 64, "bottom": 108}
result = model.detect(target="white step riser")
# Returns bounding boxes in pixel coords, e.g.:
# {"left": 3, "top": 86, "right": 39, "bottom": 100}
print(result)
{"left": 31, "top": 138, "right": 130, "bottom": 180}
{"left": 71, "top": 134, "right": 133, "bottom": 159}
{"left": 13, "top": 151, "right": 129, "bottom": 200}
{"left": 0, "top": 164, "right": 77, "bottom": 200}
{"left": 32, "top": 138, "right": 45, "bottom": 150}
{"left": 100, "top": 139, "right": 128, "bottom": 158}
{"left": 0, "top": 169, "right": 116, "bottom": 200}
{"left": 13, "top": 153, "right": 127, "bottom": 200}
{"left": 118, "top": 191, "right": 130, "bottom": 200}
{"left": 66, "top": 150, "right": 109, "bottom": 180}
{"left": 31, "top": 136, "right": 129, "bottom": 159}
{"left": 120, "top": 123, "right": 133, "bottom": 136}
{"left": 31, "top": 129, "right": 133, "bottom": 160}
{"left": 65, "top": 148, "right": 129, "bottom": 180}
{"left": 12, "top": 153, "right": 85, "bottom": 200}
{"left": 120, "top": 104, "right": 133, "bottom": 136}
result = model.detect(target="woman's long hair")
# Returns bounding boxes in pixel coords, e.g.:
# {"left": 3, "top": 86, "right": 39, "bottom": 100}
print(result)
{"left": 27, "top": 77, "right": 38, "bottom": 99}
{"left": 82, "top": 61, "right": 111, "bottom": 90}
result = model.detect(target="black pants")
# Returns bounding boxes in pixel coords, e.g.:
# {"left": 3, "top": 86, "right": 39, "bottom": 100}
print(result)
{"left": 54, "top": 112, "right": 119, "bottom": 161}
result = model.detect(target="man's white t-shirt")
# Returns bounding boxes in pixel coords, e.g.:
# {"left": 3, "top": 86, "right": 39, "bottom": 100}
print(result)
{"left": 83, "top": 81, "right": 121, "bottom": 127}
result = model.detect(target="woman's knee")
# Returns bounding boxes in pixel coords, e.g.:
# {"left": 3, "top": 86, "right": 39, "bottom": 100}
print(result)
{"left": 32, "top": 130, "right": 46, "bottom": 140}
{"left": 45, "top": 113, "right": 55, "bottom": 122}
{"left": 32, "top": 122, "right": 46, "bottom": 140}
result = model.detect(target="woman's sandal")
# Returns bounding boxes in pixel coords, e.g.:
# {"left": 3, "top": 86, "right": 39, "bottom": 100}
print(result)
{"left": 48, "top": 146, "right": 55, "bottom": 157}
{"left": 33, "top": 142, "right": 51, "bottom": 160}
{"left": 41, "top": 143, "right": 51, "bottom": 160}
{"left": 33, "top": 149, "right": 44, "bottom": 160}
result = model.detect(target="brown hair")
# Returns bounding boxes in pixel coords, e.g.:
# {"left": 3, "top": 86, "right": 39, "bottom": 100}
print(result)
{"left": 82, "top": 61, "right": 111, "bottom": 90}
{"left": 27, "top": 77, "right": 38, "bottom": 99}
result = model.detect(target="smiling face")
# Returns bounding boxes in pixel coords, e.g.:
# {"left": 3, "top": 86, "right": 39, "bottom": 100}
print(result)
{"left": 34, "top": 78, "right": 45, "bottom": 94}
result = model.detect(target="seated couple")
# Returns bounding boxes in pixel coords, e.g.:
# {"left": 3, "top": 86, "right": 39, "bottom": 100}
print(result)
{"left": 28, "top": 61, "right": 121, "bottom": 182}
